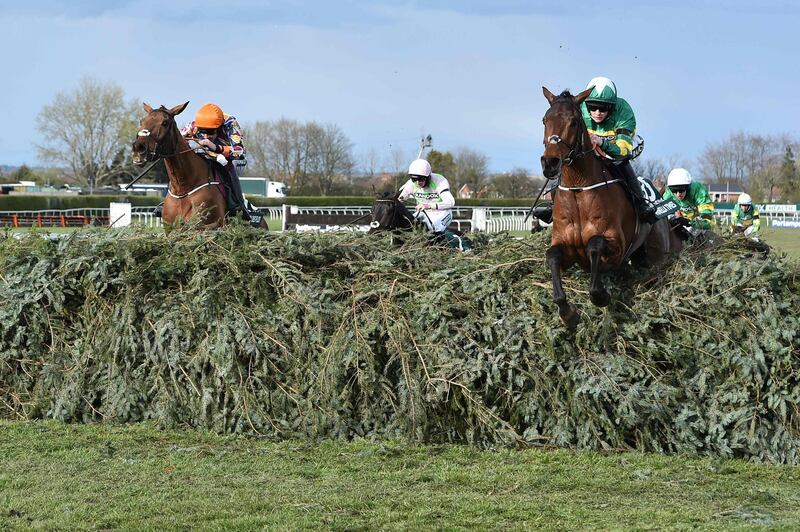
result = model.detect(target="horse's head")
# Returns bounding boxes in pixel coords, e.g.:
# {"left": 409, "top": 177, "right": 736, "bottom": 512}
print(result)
{"left": 369, "top": 192, "right": 414, "bottom": 232}
{"left": 131, "top": 102, "right": 189, "bottom": 166}
{"left": 540, "top": 87, "right": 593, "bottom": 178}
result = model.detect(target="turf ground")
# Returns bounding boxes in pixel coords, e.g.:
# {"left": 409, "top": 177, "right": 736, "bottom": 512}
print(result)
{"left": 1, "top": 422, "right": 799, "bottom": 530}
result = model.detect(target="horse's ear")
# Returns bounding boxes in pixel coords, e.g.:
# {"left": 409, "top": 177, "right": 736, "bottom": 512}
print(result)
{"left": 573, "top": 87, "right": 594, "bottom": 105}
{"left": 169, "top": 101, "right": 190, "bottom": 116}
{"left": 143, "top": 102, "right": 153, "bottom": 114}
{"left": 543, "top": 87, "right": 557, "bottom": 104}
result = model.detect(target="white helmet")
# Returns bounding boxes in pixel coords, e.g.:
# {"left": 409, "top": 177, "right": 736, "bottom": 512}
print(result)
{"left": 666, "top": 168, "right": 692, "bottom": 187}
{"left": 737, "top": 193, "right": 752, "bottom": 205}
{"left": 408, "top": 159, "right": 431, "bottom": 177}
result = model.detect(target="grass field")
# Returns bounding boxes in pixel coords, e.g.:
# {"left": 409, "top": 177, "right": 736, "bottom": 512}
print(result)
{"left": 1, "top": 421, "right": 799, "bottom": 530}
{"left": 760, "top": 226, "right": 800, "bottom": 258}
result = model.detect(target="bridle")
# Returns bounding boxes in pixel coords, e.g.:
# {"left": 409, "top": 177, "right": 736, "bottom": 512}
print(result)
{"left": 136, "top": 109, "right": 221, "bottom": 200}
{"left": 543, "top": 101, "right": 621, "bottom": 193}
{"left": 370, "top": 198, "right": 415, "bottom": 229}
{"left": 542, "top": 104, "right": 595, "bottom": 167}
{"left": 136, "top": 111, "right": 195, "bottom": 161}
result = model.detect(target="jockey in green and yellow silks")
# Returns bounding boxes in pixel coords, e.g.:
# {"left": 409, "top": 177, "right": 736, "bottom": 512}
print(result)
{"left": 662, "top": 168, "right": 715, "bottom": 230}
{"left": 581, "top": 76, "right": 657, "bottom": 223}
{"left": 580, "top": 80, "right": 637, "bottom": 159}
{"left": 730, "top": 193, "right": 761, "bottom": 236}
{"left": 531, "top": 76, "right": 658, "bottom": 225}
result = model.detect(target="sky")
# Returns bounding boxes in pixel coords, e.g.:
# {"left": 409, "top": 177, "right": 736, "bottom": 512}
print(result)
{"left": 1, "top": 0, "right": 798, "bottom": 173}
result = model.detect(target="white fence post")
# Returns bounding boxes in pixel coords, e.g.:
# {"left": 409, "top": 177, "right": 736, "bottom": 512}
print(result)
{"left": 109, "top": 202, "right": 132, "bottom": 227}
{"left": 472, "top": 208, "right": 487, "bottom": 232}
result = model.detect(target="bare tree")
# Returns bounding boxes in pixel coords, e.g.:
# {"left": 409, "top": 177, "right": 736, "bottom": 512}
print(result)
{"left": 309, "top": 123, "right": 354, "bottom": 195}
{"left": 453, "top": 147, "right": 489, "bottom": 193}
{"left": 35, "top": 76, "right": 139, "bottom": 191}
{"left": 243, "top": 121, "right": 273, "bottom": 176}
{"left": 359, "top": 146, "right": 383, "bottom": 177}
{"left": 632, "top": 157, "right": 668, "bottom": 181}
{"left": 243, "top": 118, "right": 355, "bottom": 194}
{"left": 490, "top": 167, "right": 543, "bottom": 198}
{"left": 390, "top": 145, "right": 410, "bottom": 175}
{"left": 697, "top": 131, "right": 792, "bottom": 186}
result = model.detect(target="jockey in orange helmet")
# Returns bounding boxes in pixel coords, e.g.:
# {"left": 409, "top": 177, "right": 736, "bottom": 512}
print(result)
{"left": 181, "top": 103, "right": 253, "bottom": 219}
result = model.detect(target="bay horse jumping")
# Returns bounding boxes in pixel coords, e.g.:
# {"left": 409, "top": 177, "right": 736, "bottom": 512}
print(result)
{"left": 540, "top": 87, "right": 681, "bottom": 329}
{"left": 131, "top": 102, "right": 226, "bottom": 229}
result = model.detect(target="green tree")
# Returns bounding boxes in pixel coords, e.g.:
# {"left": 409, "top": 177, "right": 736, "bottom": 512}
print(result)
{"left": 8, "top": 165, "right": 39, "bottom": 183}
{"left": 779, "top": 145, "right": 799, "bottom": 202}
{"left": 35, "top": 76, "right": 140, "bottom": 192}
{"left": 427, "top": 150, "right": 456, "bottom": 181}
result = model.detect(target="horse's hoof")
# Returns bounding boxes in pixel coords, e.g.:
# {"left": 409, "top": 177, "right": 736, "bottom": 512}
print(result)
{"left": 561, "top": 305, "right": 579, "bottom": 330}
{"left": 591, "top": 290, "right": 611, "bottom": 308}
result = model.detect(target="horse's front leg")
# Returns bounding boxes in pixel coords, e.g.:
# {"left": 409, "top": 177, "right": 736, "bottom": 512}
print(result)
{"left": 546, "top": 244, "right": 579, "bottom": 329}
{"left": 587, "top": 235, "right": 611, "bottom": 307}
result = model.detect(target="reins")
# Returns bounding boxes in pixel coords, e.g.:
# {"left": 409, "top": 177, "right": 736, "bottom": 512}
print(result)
{"left": 545, "top": 133, "right": 595, "bottom": 167}
{"left": 134, "top": 111, "right": 224, "bottom": 200}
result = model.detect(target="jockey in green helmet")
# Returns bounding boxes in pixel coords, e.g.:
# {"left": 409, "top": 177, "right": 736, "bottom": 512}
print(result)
{"left": 582, "top": 76, "right": 656, "bottom": 223}
{"left": 532, "top": 76, "right": 657, "bottom": 225}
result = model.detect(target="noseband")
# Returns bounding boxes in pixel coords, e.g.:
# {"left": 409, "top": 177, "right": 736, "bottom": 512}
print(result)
{"left": 545, "top": 131, "right": 594, "bottom": 167}
{"left": 543, "top": 106, "right": 595, "bottom": 167}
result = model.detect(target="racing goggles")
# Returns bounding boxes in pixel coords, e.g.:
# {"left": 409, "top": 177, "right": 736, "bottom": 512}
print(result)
{"left": 669, "top": 185, "right": 688, "bottom": 194}
{"left": 586, "top": 102, "right": 612, "bottom": 113}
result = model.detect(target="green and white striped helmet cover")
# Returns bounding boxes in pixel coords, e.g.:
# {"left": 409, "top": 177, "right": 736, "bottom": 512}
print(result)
{"left": 585, "top": 76, "right": 617, "bottom": 105}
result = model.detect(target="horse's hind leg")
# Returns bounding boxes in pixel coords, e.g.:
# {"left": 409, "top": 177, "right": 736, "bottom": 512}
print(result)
{"left": 546, "top": 245, "right": 579, "bottom": 329}
{"left": 587, "top": 236, "right": 611, "bottom": 307}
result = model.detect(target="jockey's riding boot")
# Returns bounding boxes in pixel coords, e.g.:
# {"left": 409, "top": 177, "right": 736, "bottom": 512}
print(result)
{"left": 530, "top": 186, "right": 556, "bottom": 224}
{"left": 530, "top": 205, "right": 553, "bottom": 224}
{"left": 619, "top": 162, "right": 658, "bottom": 224}
{"left": 227, "top": 172, "right": 251, "bottom": 220}
{"left": 531, "top": 205, "right": 553, "bottom": 224}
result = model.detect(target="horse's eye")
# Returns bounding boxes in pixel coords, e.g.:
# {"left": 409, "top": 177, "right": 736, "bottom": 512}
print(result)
{"left": 161, "top": 120, "right": 169, "bottom": 127}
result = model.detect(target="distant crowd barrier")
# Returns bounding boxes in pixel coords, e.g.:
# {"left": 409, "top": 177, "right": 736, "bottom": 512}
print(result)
{"left": 280, "top": 205, "right": 536, "bottom": 233}
{"left": 1, "top": 204, "right": 798, "bottom": 232}
{"left": 0, "top": 207, "right": 162, "bottom": 229}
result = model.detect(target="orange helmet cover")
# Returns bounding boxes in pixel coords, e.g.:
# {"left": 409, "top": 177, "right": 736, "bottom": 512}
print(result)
{"left": 195, "top": 103, "right": 224, "bottom": 129}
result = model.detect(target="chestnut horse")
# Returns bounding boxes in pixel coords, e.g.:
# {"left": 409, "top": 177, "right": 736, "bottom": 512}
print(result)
{"left": 131, "top": 102, "right": 226, "bottom": 229}
{"left": 540, "top": 87, "right": 681, "bottom": 329}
